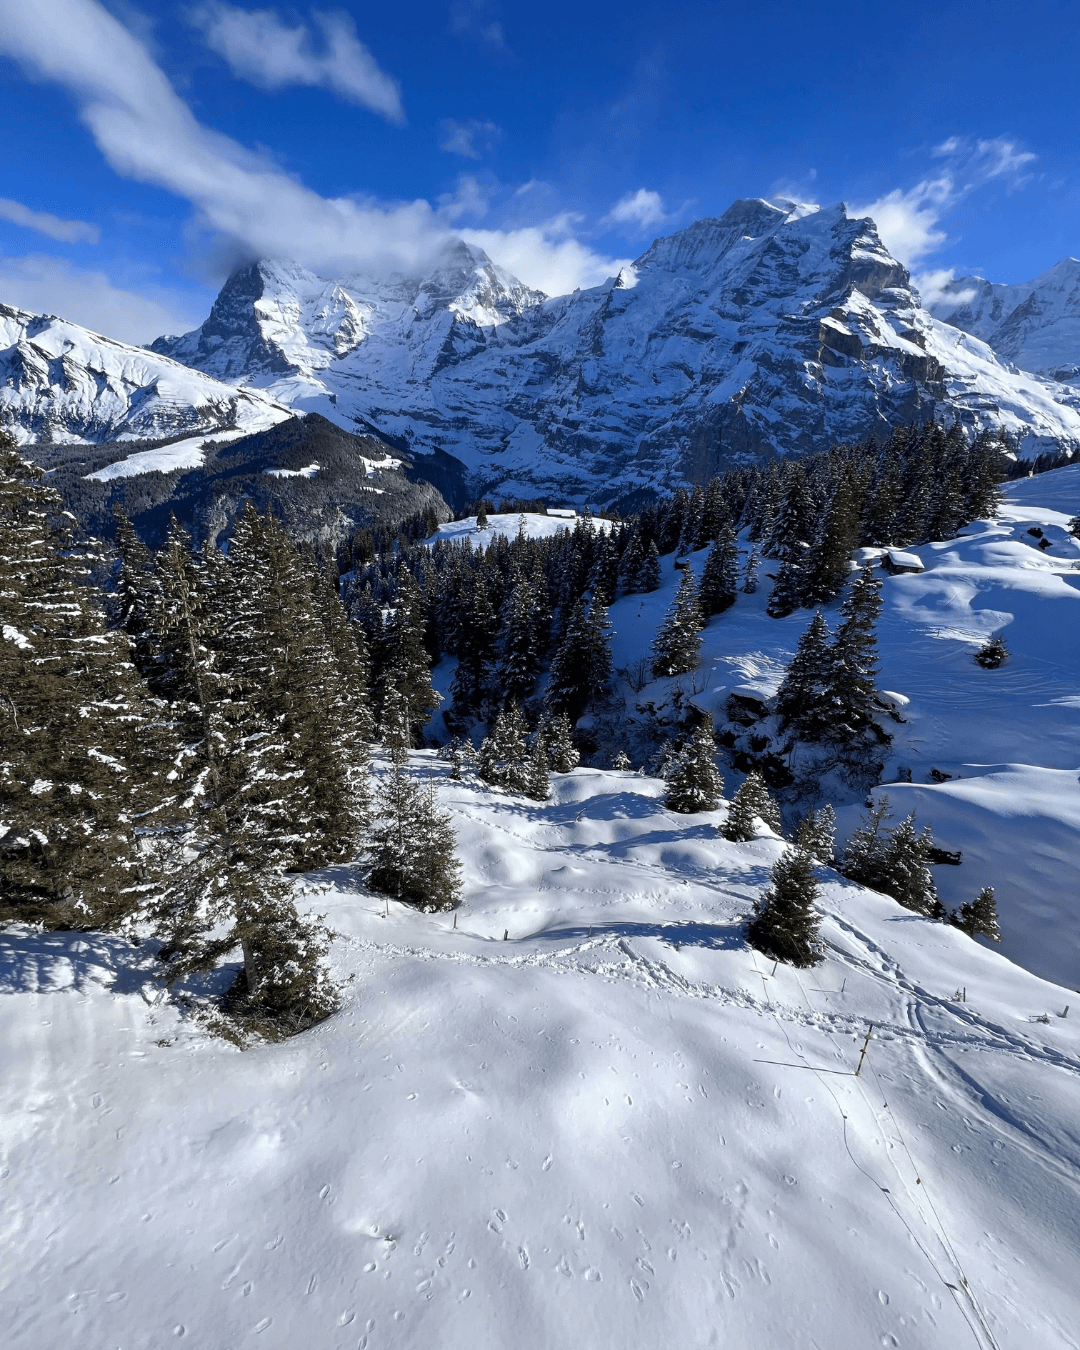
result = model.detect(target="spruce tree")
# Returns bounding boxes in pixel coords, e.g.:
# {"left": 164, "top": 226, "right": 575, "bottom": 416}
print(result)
{"left": 451, "top": 575, "right": 499, "bottom": 712}
{"left": 1067, "top": 512, "right": 1080, "bottom": 541}
{"left": 499, "top": 575, "right": 541, "bottom": 705}
{"left": 796, "top": 804, "right": 836, "bottom": 863}
{"left": 722, "top": 771, "right": 782, "bottom": 842}
{"left": 801, "top": 479, "right": 860, "bottom": 606}
{"left": 881, "top": 812, "right": 942, "bottom": 917}
{"left": 746, "top": 847, "right": 823, "bottom": 967}
{"left": 741, "top": 544, "right": 760, "bottom": 594}
{"left": 651, "top": 569, "right": 704, "bottom": 677}
{"left": 765, "top": 555, "right": 805, "bottom": 618}
{"left": 635, "top": 541, "right": 662, "bottom": 593}
{"left": 974, "top": 634, "right": 1008, "bottom": 669}
{"left": 699, "top": 524, "right": 740, "bottom": 617}
{"left": 546, "top": 711, "right": 580, "bottom": 773}
{"left": 380, "top": 565, "right": 439, "bottom": 741}
{"left": 479, "top": 699, "right": 530, "bottom": 792}
{"left": 665, "top": 721, "right": 724, "bottom": 813}
{"left": 764, "top": 465, "right": 815, "bottom": 560}
{"left": 524, "top": 734, "right": 552, "bottom": 802}
{"left": 0, "top": 442, "right": 161, "bottom": 929}
{"left": 776, "top": 612, "right": 833, "bottom": 739}
{"left": 820, "top": 563, "right": 887, "bottom": 747}
{"left": 952, "top": 886, "right": 1001, "bottom": 942}
{"left": 839, "top": 798, "right": 892, "bottom": 891}
{"left": 546, "top": 595, "right": 613, "bottom": 719}
{"left": 369, "top": 768, "right": 462, "bottom": 912}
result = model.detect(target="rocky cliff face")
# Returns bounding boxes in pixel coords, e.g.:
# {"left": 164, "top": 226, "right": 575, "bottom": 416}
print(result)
{"left": 148, "top": 201, "right": 1080, "bottom": 504}
{"left": 0, "top": 302, "right": 292, "bottom": 445}
{"left": 933, "top": 258, "right": 1080, "bottom": 384}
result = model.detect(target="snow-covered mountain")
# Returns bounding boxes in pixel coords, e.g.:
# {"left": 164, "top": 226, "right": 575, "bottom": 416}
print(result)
{"left": 0, "top": 302, "right": 293, "bottom": 445}
{"left": 934, "top": 257, "right": 1080, "bottom": 384}
{"left": 151, "top": 201, "right": 1080, "bottom": 504}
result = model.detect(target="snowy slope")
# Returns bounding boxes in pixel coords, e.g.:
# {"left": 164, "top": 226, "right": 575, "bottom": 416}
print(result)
{"left": 935, "top": 259, "right": 1080, "bottom": 383}
{"left": 601, "top": 464, "right": 1080, "bottom": 988}
{"left": 431, "top": 511, "right": 612, "bottom": 547}
{"left": 151, "top": 202, "right": 1080, "bottom": 503}
{"left": 0, "top": 302, "right": 293, "bottom": 445}
{"left": 2, "top": 759, "right": 1078, "bottom": 1349}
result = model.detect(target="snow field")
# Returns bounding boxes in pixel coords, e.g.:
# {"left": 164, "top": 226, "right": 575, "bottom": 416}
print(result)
{"left": 431, "top": 512, "right": 612, "bottom": 548}
{"left": 2, "top": 760, "right": 1078, "bottom": 1349}
{"left": 599, "top": 464, "right": 1080, "bottom": 987}
{"left": 85, "top": 430, "right": 248, "bottom": 481}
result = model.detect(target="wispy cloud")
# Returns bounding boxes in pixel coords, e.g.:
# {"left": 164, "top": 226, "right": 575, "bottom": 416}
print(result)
{"left": 448, "top": 0, "right": 512, "bottom": 57}
{"left": 0, "top": 252, "right": 208, "bottom": 343}
{"left": 0, "top": 197, "right": 99, "bottom": 245}
{"left": 189, "top": 3, "right": 405, "bottom": 124}
{"left": 601, "top": 188, "right": 667, "bottom": 233}
{"left": 438, "top": 118, "right": 501, "bottom": 160}
{"left": 852, "top": 135, "right": 1039, "bottom": 268}
{"left": 0, "top": 0, "right": 626, "bottom": 299}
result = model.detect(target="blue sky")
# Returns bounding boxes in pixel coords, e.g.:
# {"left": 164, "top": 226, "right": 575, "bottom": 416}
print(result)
{"left": 0, "top": 0, "right": 1076, "bottom": 343}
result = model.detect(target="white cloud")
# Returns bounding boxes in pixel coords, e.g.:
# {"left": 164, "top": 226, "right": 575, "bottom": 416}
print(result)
{"left": 438, "top": 118, "right": 501, "bottom": 159}
{"left": 853, "top": 135, "right": 1038, "bottom": 267}
{"left": 0, "top": 0, "right": 628, "bottom": 299}
{"left": 0, "top": 197, "right": 99, "bottom": 244}
{"left": 460, "top": 216, "right": 631, "bottom": 297}
{"left": 437, "top": 175, "right": 488, "bottom": 221}
{"left": 912, "top": 266, "right": 978, "bottom": 310}
{"left": 852, "top": 177, "right": 952, "bottom": 265}
{"left": 0, "top": 252, "right": 208, "bottom": 343}
{"left": 189, "top": 3, "right": 404, "bottom": 124}
{"left": 602, "top": 188, "right": 667, "bottom": 232}
{"left": 449, "top": 0, "right": 511, "bottom": 57}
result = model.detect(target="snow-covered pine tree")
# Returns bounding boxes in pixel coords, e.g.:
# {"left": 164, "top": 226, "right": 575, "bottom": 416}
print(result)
{"left": 795, "top": 803, "right": 836, "bottom": 863}
{"left": 974, "top": 634, "right": 1008, "bottom": 668}
{"left": 475, "top": 502, "right": 488, "bottom": 531}
{"left": 611, "top": 750, "right": 632, "bottom": 770}
{"left": 775, "top": 612, "right": 832, "bottom": 740}
{"left": 952, "top": 886, "right": 1002, "bottom": 942}
{"left": 635, "top": 541, "right": 662, "bottom": 593}
{"left": 741, "top": 544, "right": 760, "bottom": 594}
{"left": 722, "top": 771, "right": 782, "bottom": 842}
{"left": 368, "top": 767, "right": 462, "bottom": 912}
{"left": 546, "top": 710, "right": 580, "bottom": 773}
{"left": 617, "top": 531, "right": 644, "bottom": 595}
{"left": 820, "top": 562, "right": 887, "bottom": 747}
{"left": 380, "top": 565, "right": 439, "bottom": 743}
{"left": 1067, "top": 511, "right": 1080, "bottom": 541}
{"left": 800, "top": 479, "right": 860, "bottom": 606}
{"left": 764, "top": 464, "right": 815, "bottom": 560}
{"left": 524, "top": 733, "right": 552, "bottom": 801}
{"left": 499, "top": 574, "right": 541, "bottom": 705}
{"left": 651, "top": 568, "right": 704, "bottom": 677}
{"left": 881, "top": 812, "right": 942, "bottom": 917}
{"left": 112, "top": 503, "right": 160, "bottom": 684}
{"left": 699, "top": 523, "right": 740, "bottom": 616}
{"left": 839, "top": 798, "right": 892, "bottom": 891}
{"left": 379, "top": 679, "right": 412, "bottom": 765}
{"left": 664, "top": 721, "right": 724, "bottom": 813}
{"left": 765, "top": 556, "right": 805, "bottom": 618}
{"left": 479, "top": 699, "right": 530, "bottom": 792}
{"left": 546, "top": 594, "right": 613, "bottom": 719}
{"left": 0, "top": 440, "right": 166, "bottom": 930}
{"left": 746, "top": 846, "right": 823, "bottom": 967}
{"left": 450, "top": 574, "right": 499, "bottom": 713}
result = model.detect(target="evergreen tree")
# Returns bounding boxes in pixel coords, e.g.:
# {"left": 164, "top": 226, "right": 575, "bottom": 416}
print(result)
{"left": 741, "top": 544, "right": 760, "bottom": 594}
{"left": 479, "top": 699, "right": 530, "bottom": 792}
{"left": 546, "top": 595, "right": 612, "bottom": 718}
{"left": 800, "top": 479, "right": 860, "bottom": 606}
{"left": 451, "top": 575, "right": 499, "bottom": 712}
{"left": 112, "top": 504, "right": 160, "bottom": 683}
{"left": 523, "top": 734, "right": 552, "bottom": 802}
{"left": 746, "top": 847, "right": 823, "bottom": 967}
{"left": 775, "top": 612, "right": 832, "bottom": 739}
{"left": 499, "top": 575, "right": 541, "bottom": 705}
{"left": 546, "top": 711, "right": 580, "bottom": 773}
{"left": 764, "top": 465, "right": 815, "bottom": 560}
{"left": 368, "top": 768, "right": 461, "bottom": 912}
{"left": 1067, "top": 511, "right": 1080, "bottom": 541}
{"left": 722, "top": 771, "right": 782, "bottom": 842}
{"left": 0, "top": 442, "right": 161, "bottom": 929}
{"left": 839, "top": 798, "right": 892, "bottom": 891}
{"left": 617, "top": 532, "right": 644, "bottom": 595}
{"left": 664, "top": 721, "right": 724, "bottom": 813}
{"left": 611, "top": 750, "right": 632, "bottom": 770}
{"left": 699, "top": 524, "right": 740, "bottom": 617}
{"left": 380, "top": 566, "right": 439, "bottom": 741}
{"left": 796, "top": 804, "right": 836, "bottom": 863}
{"left": 635, "top": 541, "right": 662, "bottom": 593}
{"left": 475, "top": 503, "right": 488, "bottom": 531}
{"left": 379, "top": 679, "right": 412, "bottom": 764}
{"left": 651, "top": 569, "right": 704, "bottom": 677}
{"left": 881, "top": 812, "right": 942, "bottom": 917}
{"left": 974, "top": 634, "right": 1009, "bottom": 668}
{"left": 952, "top": 886, "right": 1002, "bottom": 942}
{"left": 765, "top": 556, "right": 805, "bottom": 618}
{"left": 820, "top": 563, "right": 887, "bottom": 746}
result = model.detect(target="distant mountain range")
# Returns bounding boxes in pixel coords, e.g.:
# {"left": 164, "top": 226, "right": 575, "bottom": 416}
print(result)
{"left": 4, "top": 199, "right": 1079, "bottom": 506}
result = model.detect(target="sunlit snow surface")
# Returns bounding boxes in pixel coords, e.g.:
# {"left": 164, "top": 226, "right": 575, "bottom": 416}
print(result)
{"left": 85, "top": 431, "right": 247, "bottom": 481}
{"left": 2, "top": 761, "right": 1078, "bottom": 1348}
{"left": 432, "top": 512, "right": 612, "bottom": 546}
{"left": 3, "top": 469, "right": 1080, "bottom": 1349}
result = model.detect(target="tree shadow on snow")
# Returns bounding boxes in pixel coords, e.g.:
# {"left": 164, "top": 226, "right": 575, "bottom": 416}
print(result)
{"left": 535, "top": 918, "right": 746, "bottom": 952}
